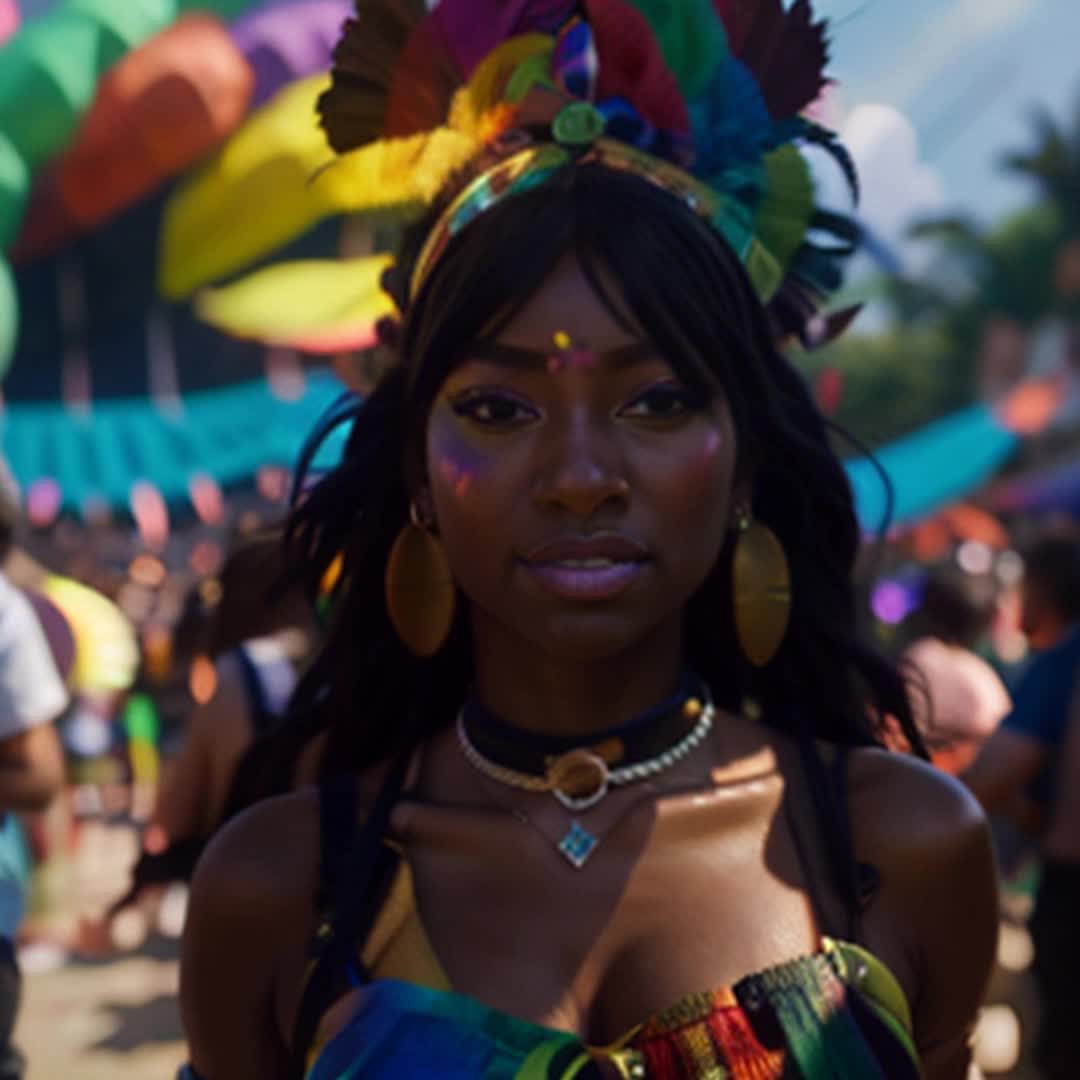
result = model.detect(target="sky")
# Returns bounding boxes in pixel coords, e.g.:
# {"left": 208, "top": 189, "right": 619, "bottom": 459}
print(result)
{"left": 820, "top": 0, "right": 1079, "bottom": 227}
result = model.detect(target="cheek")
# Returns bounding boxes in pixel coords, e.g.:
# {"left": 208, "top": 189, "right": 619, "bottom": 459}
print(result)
{"left": 427, "top": 421, "right": 493, "bottom": 506}
{"left": 652, "top": 426, "right": 733, "bottom": 514}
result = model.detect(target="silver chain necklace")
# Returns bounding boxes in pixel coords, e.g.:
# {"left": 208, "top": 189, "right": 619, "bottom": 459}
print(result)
{"left": 456, "top": 693, "right": 715, "bottom": 868}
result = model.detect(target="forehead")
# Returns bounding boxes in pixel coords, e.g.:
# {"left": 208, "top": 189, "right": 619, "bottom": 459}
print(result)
{"left": 492, "top": 254, "right": 640, "bottom": 351}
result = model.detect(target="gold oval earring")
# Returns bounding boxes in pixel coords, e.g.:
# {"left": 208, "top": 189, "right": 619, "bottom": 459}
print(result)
{"left": 731, "top": 505, "right": 791, "bottom": 668}
{"left": 384, "top": 500, "right": 456, "bottom": 657}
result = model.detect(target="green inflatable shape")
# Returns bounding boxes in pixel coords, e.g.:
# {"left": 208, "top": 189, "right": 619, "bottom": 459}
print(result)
{"left": 67, "top": 0, "right": 177, "bottom": 47}
{"left": 0, "top": 1, "right": 176, "bottom": 169}
{"left": 0, "top": 132, "right": 28, "bottom": 249}
{"left": 0, "top": 257, "right": 16, "bottom": 382}
{"left": 177, "top": 0, "right": 268, "bottom": 18}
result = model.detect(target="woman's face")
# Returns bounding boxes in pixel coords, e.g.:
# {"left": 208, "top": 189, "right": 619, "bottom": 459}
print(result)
{"left": 424, "top": 255, "right": 738, "bottom": 662}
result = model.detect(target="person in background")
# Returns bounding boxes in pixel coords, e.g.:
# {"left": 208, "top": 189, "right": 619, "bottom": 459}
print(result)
{"left": 965, "top": 532, "right": 1080, "bottom": 1080}
{"left": 152, "top": 530, "right": 315, "bottom": 845}
{"left": 900, "top": 564, "right": 1011, "bottom": 775}
{"left": 0, "top": 474, "right": 68, "bottom": 1079}
{"left": 102, "top": 530, "right": 316, "bottom": 925}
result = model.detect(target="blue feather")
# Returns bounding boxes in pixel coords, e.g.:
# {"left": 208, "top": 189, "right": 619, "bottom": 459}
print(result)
{"left": 689, "top": 59, "right": 773, "bottom": 180}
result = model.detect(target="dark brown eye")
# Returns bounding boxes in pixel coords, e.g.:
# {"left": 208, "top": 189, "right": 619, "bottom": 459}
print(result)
{"left": 450, "top": 392, "right": 537, "bottom": 427}
{"left": 620, "top": 383, "right": 698, "bottom": 420}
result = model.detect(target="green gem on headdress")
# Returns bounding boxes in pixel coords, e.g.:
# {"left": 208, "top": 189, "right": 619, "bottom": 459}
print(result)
{"left": 552, "top": 102, "right": 606, "bottom": 148}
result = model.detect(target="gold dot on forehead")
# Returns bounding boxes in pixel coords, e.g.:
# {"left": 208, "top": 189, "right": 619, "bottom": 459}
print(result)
{"left": 553, "top": 330, "right": 573, "bottom": 351}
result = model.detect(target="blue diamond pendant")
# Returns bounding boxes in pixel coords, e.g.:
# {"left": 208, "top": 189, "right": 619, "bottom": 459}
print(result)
{"left": 558, "top": 821, "right": 598, "bottom": 869}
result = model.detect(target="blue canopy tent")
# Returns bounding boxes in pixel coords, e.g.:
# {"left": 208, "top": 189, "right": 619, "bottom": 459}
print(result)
{"left": 844, "top": 403, "right": 1019, "bottom": 534}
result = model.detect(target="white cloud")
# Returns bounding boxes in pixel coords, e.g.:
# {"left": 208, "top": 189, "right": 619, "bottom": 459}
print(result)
{"left": 809, "top": 103, "right": 947, "bottom": 277}
{"left": 862, "top": 0, "right": 1040, "bottom": 108}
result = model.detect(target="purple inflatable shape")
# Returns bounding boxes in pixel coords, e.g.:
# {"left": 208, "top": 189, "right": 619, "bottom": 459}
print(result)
{"left": 231, "top": 0, "right": 350, "bottom": 107}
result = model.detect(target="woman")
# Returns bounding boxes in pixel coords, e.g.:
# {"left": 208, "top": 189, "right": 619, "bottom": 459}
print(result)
{"left": 181, "top": 3, "right": 998, "bottom": 1077}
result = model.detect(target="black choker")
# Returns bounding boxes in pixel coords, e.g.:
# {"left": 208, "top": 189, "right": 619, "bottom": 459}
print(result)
{"left": 456, "top": 674, "right": 715, "bottom": 812}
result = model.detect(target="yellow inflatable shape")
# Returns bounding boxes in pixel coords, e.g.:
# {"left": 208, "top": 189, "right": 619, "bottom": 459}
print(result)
{"left": 42, "top": 575, "right": 138, "bottom": 694}
{"left": 196, "top": 254, "right": 395, "bottom": 354}
{"left": 159, "top": 73, "right": 336, "bottom": 299}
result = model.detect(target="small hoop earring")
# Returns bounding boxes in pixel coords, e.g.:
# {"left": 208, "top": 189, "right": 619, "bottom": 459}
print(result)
{"left": 384, "top": 498, "right": 456, "bottom": 657}
{"left": 731, "top": 504, "right": 791, "bottom": 668}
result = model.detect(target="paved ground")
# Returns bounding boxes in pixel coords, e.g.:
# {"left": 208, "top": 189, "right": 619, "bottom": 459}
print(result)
{"left": 14, "top": 816, "right": 185, "bottom": 1079}
{"left": 17, "top": 939, "right": 184, "bottom": 1080}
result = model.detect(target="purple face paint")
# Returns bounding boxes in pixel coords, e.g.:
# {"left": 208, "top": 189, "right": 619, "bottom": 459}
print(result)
{"left": 433, "top": 430, "right": 497, "bottom": 501}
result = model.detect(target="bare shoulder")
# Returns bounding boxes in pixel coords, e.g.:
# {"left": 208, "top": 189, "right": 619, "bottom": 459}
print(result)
{"left": 190, "top": 785, "right": 321, "bottom": 908}
{"left": 847, "top": 746, "right": 989, "bottom": 857}
{"left": 847, "top": 748, "right": 998, "bottom": 1076}
{"left": 181, "top": 789, "right": 322, "bottom": 1078}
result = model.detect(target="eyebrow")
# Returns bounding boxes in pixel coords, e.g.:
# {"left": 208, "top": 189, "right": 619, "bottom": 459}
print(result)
{"left": 465, "top": 340, "right": 657, "bottom": 370}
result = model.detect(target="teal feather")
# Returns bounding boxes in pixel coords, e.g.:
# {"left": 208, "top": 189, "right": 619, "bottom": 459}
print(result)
{"left": 785, "top": 116, "right": 860, "bottom": 205}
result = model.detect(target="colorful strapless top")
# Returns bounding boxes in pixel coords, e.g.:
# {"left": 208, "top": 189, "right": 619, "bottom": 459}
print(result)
{"left": 305, "top": 863, "right": 920, "bottom": 1079}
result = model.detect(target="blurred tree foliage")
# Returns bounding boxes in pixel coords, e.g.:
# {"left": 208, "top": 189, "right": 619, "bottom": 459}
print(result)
{"left": 800, "top": 98, "right": 1080, "bottom": 453}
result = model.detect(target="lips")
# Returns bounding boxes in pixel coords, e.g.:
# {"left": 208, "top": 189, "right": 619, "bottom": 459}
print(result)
{"left": 519, "top": 534, "right": 650, "bottom": 601}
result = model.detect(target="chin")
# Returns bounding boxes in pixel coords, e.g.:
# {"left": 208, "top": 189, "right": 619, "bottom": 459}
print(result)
{"left": 525, "top": 608, "right": 670, "bottom": 664}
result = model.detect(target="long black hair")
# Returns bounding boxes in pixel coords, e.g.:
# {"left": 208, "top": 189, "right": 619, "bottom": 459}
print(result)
{"left": 232, "top": 161, "right": 923, "bottom": 807}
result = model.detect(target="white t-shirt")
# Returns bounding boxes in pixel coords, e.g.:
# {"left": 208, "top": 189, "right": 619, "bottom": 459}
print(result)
{"left": 0, "top": 571, "right": 68, "bottom": 939}
{"left": 0, "top": 572, "right": 68, "bottom": 738}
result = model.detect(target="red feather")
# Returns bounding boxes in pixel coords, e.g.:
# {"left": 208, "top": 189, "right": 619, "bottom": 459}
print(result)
{"left": 715, "top": 0, "right": 829, "bottom": 119}
{"left": 384, "top": 15, "right": 463, "bottom": 137}
{"left": 318, "top": 0, "right": 457, "bottom": 152}
{"left": 712, "top": 0, "right": 756, "bottom": 54}
{"left": 585, "top": 0, "right": 689, "bottom": 136}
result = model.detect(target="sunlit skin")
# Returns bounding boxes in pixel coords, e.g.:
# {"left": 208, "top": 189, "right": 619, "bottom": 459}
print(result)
{"left": 424, "top": 255, "right": 738, "bottom": 738}
{"left": 181, "top": 258, "right": 999, "bottom": 1080}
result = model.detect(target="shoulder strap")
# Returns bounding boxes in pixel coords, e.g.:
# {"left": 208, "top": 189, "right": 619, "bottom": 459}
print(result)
{"left": 287, "top": 753, "right": 410, "bottom": 1080}
{"left": 314, "top": 774, "right": 359, "bottom": 915}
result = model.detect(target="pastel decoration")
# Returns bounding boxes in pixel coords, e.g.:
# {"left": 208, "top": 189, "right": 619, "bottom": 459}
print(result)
{"left": 7, "top": 170, "right": 82, "bottom": 263}
{"left": 0, "top": 0, "right": 18, "bottom": 48}
{"left": 24, "top": 589, "right": 77, "bottom": 685}
{"left": 230, "top": 0, "right": 350, "bottom": 108}
{"left": 41, "top": 574, "right": 139, "bottom": 693}
{"left": 158, "top": 74, "right": 337, "bottom": 299}
{"left": 196, "top": 255, "right": 395, "bottom": 355}
{"left": 0, "top": 257, "right": 15, "bottom": 379}
{"left": 0, "top": 131, "right": 28, "bottom": 247}
{"left": 0, "top": 2, "right": 175, "bottom": 169}
{"left": 57, "top": 13, "right": 254, "bottom": 228}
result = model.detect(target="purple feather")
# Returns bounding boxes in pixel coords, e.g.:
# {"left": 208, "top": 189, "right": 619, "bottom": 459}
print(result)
{"left": 432, "top": 0, "right": 575, "bottom": 78}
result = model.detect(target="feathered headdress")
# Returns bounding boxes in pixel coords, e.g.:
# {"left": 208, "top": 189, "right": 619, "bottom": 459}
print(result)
{"left": 209, "top": 0, "right": 862, "bottom": 350}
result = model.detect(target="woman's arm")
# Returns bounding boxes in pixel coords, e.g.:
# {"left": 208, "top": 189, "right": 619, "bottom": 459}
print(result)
{"left": 181, "top": 790, "right": 319, "bottom": 1080}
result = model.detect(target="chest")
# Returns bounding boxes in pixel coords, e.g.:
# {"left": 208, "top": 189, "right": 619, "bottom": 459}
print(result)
{"left": 399, "top": 797, "right": 824, "bottom": 1043}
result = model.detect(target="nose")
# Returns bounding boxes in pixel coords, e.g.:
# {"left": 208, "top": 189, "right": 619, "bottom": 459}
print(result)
{"left": 531, "top": 408, "right": 630, "bottom": 519}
